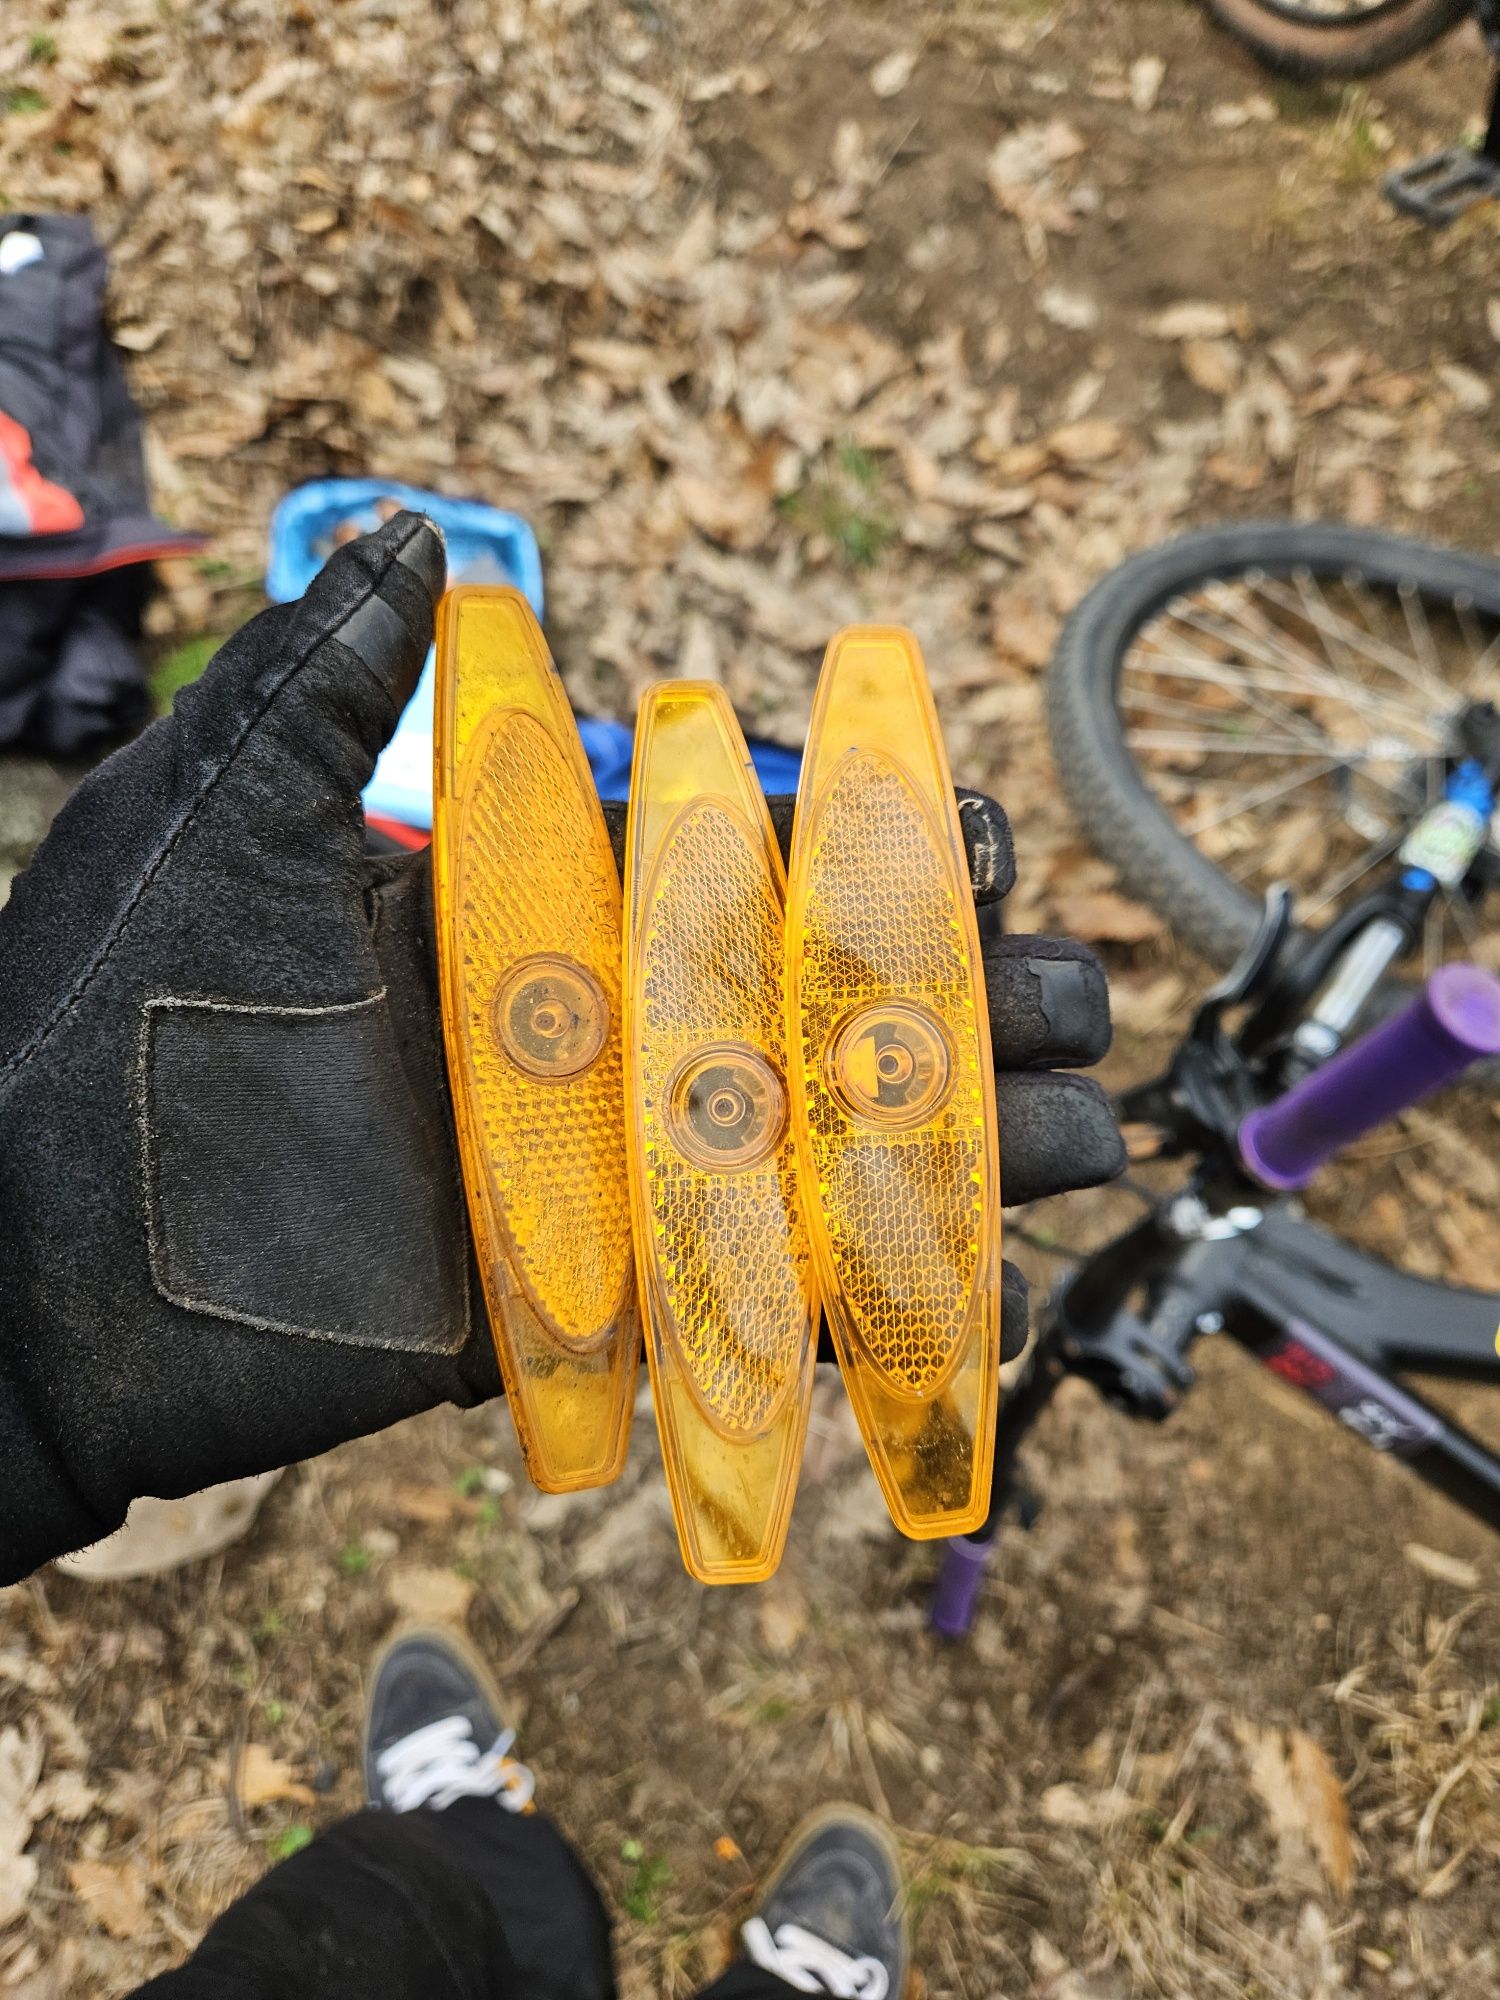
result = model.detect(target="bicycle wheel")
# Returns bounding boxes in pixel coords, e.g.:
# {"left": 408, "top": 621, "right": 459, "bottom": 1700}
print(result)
{"left": 1045, "top": 520, "right": 1500, "bottom": 979}
{"left": 1202, "top": 0, "right": 1469, "bottom": 79}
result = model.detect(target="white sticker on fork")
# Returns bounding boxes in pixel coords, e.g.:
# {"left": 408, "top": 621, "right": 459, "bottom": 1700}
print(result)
{"left": 1398, "top": 801, "right": 1486, "bottom": 887}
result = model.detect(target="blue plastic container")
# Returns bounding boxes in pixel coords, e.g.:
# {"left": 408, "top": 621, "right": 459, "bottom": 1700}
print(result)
{"left": 267, "top": 479, "right": 802, "bottom": 823}
{"left": 268, "top": 480, "right": 544, "bottom": 828}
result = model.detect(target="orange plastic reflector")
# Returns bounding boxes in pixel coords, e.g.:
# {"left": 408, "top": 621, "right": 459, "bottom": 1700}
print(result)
{"left": 433, "top": 587, "right": 638, "bottom": 1491}
{"left": 786, "top": 628, "right": 1001, "bottom": 1538}
{"left": 624, "top": 684, "right": 817, "bottom": 1583}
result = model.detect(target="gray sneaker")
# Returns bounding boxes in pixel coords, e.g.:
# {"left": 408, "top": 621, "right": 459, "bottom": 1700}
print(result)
{"left": 363, "top": 1626, "right": 535, "bottom": 1815}
{"left": 741, "top": 1804, "right": 908, "bottom": 1999}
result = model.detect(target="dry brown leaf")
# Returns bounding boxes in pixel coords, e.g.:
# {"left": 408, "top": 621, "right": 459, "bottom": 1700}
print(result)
{"left": 1211, "top": 93, "right": 1278, "bottom": 129}
{"left": 232, "top": 1743, "right": 317, "bottom": 1810}
{"left": 1182, "top": 337, "right": 1242, "bottom": 398}
{"left": 869, "top": 49, "right": 917, "bottom": 98}
{"left": 1364, "top": 370, "right": 1420, "bottom": 410}
{"left": 1403, "top": 1542, "right": 1481, "bottom": 1591}
{"left": 1130, "top": 56, "right": 1165, "bottom": 112}
{"left": 987, "top": 122, "right": 1087, "bottom": 242}
{"left": 1047, "top": 419, "right": 1124, "bottom": 465}
{"left": 1302, "top": 346, "right": 1368, "bottom": 414}
{"left": 674, "top": 469, "right": 773, "bottom": 550}
{"left": 1109, "top": 972, "right": 1185, "bottom": 1032}
{"left": 1435, "top": 362, "right": 1492, "bottom": 414}
{"left": 1204, "top": 451, "right": 1268, "bottom": 492}
{"left": 67, "top": 1859, "right": 152, "bottom": 1941}
{"left": 755, "top": 1575, "right": 809, "bottom": 1656}
{"left": 1050, "top": 891, "right": 1164, "bottom": 944}
{"left": 386, "top": 1483, "right": 471, "bottom": 1525}
{"left": 993, "top": 444, "right": 1050, "bottom": 481}
{"left": 1039, "top": 1782, "right": 1133, "bottom": 1829}
{"left": 1288, "top": 1729, "right": 1356, "bottom": 1897}
{"left": 786, "top": 196, "right": 870, "bottom": 253}
{"left": 0, "top": 1725, "right": 43, "bottom": 1929}
{"left": 1487, "top": 299, "right": 1500, "bottom": 346}
{"left": 1346, "top": 467, "right": 1385, "bottom": 527}
{"left": 31, "top": 1770, "right": 98, "bottom": 1823}
{"left": 990, "top": 591, "right": 1059, "bottom": 669}
{"left": 1234, "top": 1718, "right": 1354, "bottom": 1896}
{"left": 386, "top": 1563, "right": 478, "bottom": 1624}
{"left": 1144, "top": 301, "right": 1236, "bottom": 342}
{"left": 1038, "top": 287, "right": 1099, "bottom": 332}
{"left": 113, "top": 320, "right": 169, "bottom": 353}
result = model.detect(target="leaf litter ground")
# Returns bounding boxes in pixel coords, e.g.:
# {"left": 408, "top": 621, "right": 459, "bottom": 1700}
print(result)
{"left": 2, "top": 1, "right": 1500, "bottom": 1994}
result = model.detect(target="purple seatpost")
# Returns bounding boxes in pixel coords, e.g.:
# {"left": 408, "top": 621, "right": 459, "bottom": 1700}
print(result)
{"left": 1240, "top": 965, "right": 1500, "bottom": 1191}
{"left": 930, "top": 1534, "right": 994, "bottom": 1638}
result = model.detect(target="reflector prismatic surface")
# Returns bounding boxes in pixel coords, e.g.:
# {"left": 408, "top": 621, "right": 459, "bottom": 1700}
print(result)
{"left": 624, "top": 684, "right": 817, "bottom": 1583}
{"left": 786, "top": 628, "right": 1000, "bottom": 1537}
{"left": 433, "top": 587, "right": 637, "bottom": 1491}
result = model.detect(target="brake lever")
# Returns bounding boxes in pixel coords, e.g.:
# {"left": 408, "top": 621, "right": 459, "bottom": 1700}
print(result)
{"left": 1115, "top": 886, "right": 1293, "bottom": 1147}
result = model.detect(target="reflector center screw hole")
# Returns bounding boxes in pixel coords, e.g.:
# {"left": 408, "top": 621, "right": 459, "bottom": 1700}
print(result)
{"left": 665, "top": 1044, "right": 786, "bottom": 1171}
{"left": 826, "top": 1002, "right": 954, "bottom": 1129}
{"left": 493, "top": 955, "right": 609, "bottom": 1080}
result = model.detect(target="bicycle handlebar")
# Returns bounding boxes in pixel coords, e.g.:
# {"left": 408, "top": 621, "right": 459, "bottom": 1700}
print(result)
{"left": 1239, "top": 964, "right": 1500, "bottom": 1190}
{"left": 930, "top": 1535, "right": 993, "bottom": 1637}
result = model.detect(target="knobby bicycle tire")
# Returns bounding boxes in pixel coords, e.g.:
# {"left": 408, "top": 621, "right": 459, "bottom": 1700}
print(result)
{"left": 1045, "top": 520, "right": 1500, "bottom": 1047}
{"left": 1203, "top": 0, "right": 1470, "bottom": 78}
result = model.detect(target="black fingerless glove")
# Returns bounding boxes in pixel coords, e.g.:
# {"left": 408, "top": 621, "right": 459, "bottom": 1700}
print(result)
{"left": 0, "top": 513, "right": 1122, "bottom": 1581}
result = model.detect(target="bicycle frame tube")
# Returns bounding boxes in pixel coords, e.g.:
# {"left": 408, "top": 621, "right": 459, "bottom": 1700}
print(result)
{"left": 1050, "top": 1202, "right": 1500, "bottom": 1531}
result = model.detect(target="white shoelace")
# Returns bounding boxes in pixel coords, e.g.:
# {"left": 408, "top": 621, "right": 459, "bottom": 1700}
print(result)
{"left": 375, "top": 1715, "right": 536, "bottom": 1815}
{"left": 742, "top": 1917, "right": 889, "bottom": 2000}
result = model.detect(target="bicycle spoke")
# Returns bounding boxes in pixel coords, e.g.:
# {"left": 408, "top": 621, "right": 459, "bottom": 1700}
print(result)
{"left": 1123, "top": 729, "right": 1369, "bottom": 758}
{"left": 1301, "top": 825, "right": 1407, "bottom": 918}
{"left": 1441, "top": 883, "right": 1483, "bottom": 957}
{"left": 1270, "top": 571, "right": 1450, "bottom": 705}
{"left": 1424, "top": 896, "right": 1444, "bottom": 981}
{"left": 1400, "top": 582, "right": 1442, "bottom": 690}
{"left": 1223, "top": 801, "right": 1347, "bottom": 885}
{"left": 1120, "top": 684, "right": 1342, "bottom": 749}
{"left": 1127, "top": 637, "right": 1437, "bottom": 741}
{"left": 1173, "top": 592, "right": 1345, "bottom": 699}
{"left": 1315, "top": 574, "right": 1457, "bottom": 708}
{"left": 1463, "top": 623, "right": 1500, "bottom": 696}
{"left": 1103, "top": 550, "right": 1500, "bottom": 945}
{"left": 1178, "top": 759, "right": 1344, "bottom": 837}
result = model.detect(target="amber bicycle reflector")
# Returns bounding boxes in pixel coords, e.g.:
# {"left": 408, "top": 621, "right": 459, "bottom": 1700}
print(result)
{"left": 623, "top": 684, "right": 817, "bottom": 1584}
{"left": 786, "top": 628, "right": 1001, "bottom": 1539}
{"left": 433, "top": 587, "right": 637, "bottom": 1492}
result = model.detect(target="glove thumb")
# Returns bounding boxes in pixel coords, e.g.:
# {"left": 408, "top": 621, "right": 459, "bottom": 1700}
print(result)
{"left": 174, "top": 510, "right": 445, "bottom": 811}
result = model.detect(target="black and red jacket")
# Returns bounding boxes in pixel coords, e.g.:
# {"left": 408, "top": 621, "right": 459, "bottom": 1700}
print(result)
{"left": 0, "top": 211, "right": 202, "bottom": 753}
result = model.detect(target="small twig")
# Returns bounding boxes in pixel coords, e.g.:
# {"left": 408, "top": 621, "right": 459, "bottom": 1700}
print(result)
{"left": 496, "top": 1587, "right": 580, "bottom": 1678}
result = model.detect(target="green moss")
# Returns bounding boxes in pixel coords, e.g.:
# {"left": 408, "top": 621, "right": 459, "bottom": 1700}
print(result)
{"left": 149, "top": 633, "right": 225, "bottom": 713}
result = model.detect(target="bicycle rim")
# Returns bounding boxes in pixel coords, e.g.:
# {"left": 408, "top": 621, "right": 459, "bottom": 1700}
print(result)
{"left": 1127, "top": 563, "right": 1498, "bottom": 972}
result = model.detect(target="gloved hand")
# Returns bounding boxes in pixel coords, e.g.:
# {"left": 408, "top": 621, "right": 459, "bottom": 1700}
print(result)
{"left": 0, "top": 513, "right": 1123, "bottom": 1582}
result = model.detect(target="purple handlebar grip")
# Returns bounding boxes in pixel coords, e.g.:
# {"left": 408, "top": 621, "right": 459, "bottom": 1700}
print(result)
{"left": 1240, "top": 964, "right": 1500, "bottom": 1191}
{"left": 929, "top": 1535, "right": 993, "bottom": 1638}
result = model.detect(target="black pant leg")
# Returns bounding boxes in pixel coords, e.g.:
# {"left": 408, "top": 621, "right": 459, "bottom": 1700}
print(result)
{"left": 131, "top": 1801, "right": 616, "bottom": 2000}
{"left": 692, "top": 1960, "right": 803, "bottom": 2000}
